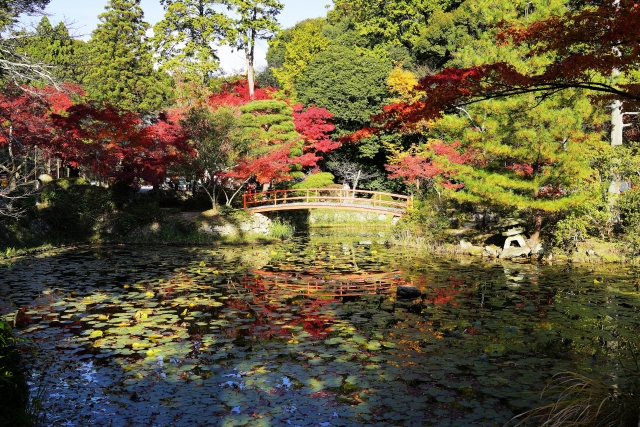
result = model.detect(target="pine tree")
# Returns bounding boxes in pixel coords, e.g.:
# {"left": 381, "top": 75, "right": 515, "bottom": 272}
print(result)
{"left": 85, "top": 0, "right": 168, "bottom": 112}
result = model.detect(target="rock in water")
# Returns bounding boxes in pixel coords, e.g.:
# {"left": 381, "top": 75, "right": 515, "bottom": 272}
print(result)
{"left": 500, "top": 246, "right": 531, "bottom": 259}
{"left": 397, "top": 285, "right": 421, "bottom": 299}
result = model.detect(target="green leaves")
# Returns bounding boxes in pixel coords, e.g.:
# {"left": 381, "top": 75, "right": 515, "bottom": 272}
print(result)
{"left": 153, "top": 0, "right": 228, "bottom": 86}
{"left": 4, "top": 236, "right": 640, "bottom": 426}
{"left": 86, "top": 0, "right": 169, "bottom": 112}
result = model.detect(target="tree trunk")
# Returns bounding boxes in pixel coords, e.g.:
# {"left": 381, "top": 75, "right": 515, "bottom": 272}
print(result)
{"left": 352, "top": 170, "right": 361, "bottom": 191}
{"left": 529, "top": 212, "right": 543, "bottom": 249}
{"left": 247, "top": 55, "right": 255, "bottom": 100}
{"left": 245, "top": 39, "right": 255, "bottom": 100}
{"left": 611, "top": 99, "right": 624, "bottom": 146}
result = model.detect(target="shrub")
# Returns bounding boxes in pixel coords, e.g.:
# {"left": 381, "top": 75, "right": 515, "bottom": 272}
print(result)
{"left": 292, "top": 172, "right": 335, "bottom": 189}
{"left": 618, "top": 188, "right": 640, "bottom": 255}
{"left": 392, "top": 198, "right": 448, "bottom": 247}
{"left": 0, "top": 321, "right": 38, "bottom": 426}
{"left": 182, "top": 191, "right": 212, "bottom": 212}
{"left": 554, "top": 214, "right": 588, "bottom": 252}
{"left": 39, "top": 180, "right": 114, "bottom": 241}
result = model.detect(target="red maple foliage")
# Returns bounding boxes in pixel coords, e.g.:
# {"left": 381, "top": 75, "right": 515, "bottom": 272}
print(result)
{"left": 206, "top": 81, "right": 339, "bottom": 182}
{"left": 386, "top": 141, "right": 471, "bottom": 190}
{"left": 292, "top": 104, "right": 338, "bottom": 153}
{"left": 375, "top": 1, "right": 640, "bottom": 132}
{"left": 51, "top": 104, "right": 192, "bottom": 185}
{"left": 227, "top": 147, "right": 294, "bottom": 185}
{"left": 208, "top": 79, "right": 275, "bottom": 107}
{"left": 0, "top": 84, "right": 84, "bottom": 169}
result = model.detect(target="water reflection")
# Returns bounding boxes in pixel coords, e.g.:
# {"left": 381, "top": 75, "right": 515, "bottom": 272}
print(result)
{"left": 1, "top": 235, "right": 640, "bottom": 427}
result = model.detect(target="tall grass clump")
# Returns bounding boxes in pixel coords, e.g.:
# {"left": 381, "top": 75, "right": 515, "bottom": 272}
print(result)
{"left": 269, "top": 218, "right": 295, "bottom": 240}
{"left": 510, "top": 344, "right": 640, "bottom": 427}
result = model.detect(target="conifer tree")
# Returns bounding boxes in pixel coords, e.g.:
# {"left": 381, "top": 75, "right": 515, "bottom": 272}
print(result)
{"left": 153, "top": 0, "right": 229, "bottom": 87}
{"left": 85, "top": 0, "right": 168, "bottom": 112}
{"left": 223, "top": 0, "right": 283, "bottom": 99}
{"left": 19, "top": 17, "right": 87, "bottom": 84}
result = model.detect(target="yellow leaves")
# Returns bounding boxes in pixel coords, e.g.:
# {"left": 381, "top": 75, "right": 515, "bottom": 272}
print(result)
{"left": 386, "top": 65, "right": 424, "bottom": 104}
{"left": 199, "top": 261, "right": 205, "bottom": 267}
{"left": 145, "top": 291, "right": 154, "bottom": 298}
{"left": 148, "top": 334, "right": 163, "bottom": 342}
{"left": 123, "top": 284, "right": 130, "bottom": 289}
{"left": 180, "top": 308, "right": 187, "bottom": 316}
{"left": 134, "top": 310, "right": 148, "bottom": 322}
{"left": 593, "top": 279, "right": 600, "bottom": 284}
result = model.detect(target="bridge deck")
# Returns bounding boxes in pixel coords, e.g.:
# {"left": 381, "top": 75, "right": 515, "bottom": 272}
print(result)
{"left": 244, "top": 188, "right": 412, "bottom": 216}
{"left": 247, "top": 202, "right": 405, "bottom": 215}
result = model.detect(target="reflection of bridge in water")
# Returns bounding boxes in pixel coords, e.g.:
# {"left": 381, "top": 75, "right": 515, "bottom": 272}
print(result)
{"left": 243, "top": 188, "right": 412, "bottom": 216}
{"left": 247, "top": 270, "right": 399, "bottom": 297}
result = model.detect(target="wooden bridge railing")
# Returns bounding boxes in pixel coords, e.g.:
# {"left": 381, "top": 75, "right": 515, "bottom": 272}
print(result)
{"left": 243, "top": 188, "right": 413, "bottom": 213}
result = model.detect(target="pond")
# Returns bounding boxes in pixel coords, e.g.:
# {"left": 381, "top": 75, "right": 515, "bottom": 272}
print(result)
{"left": 2, "top": 231, "right": 640, "bottom": 427}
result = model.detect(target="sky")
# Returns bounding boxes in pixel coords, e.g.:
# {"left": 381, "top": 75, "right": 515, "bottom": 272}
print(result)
{"left": 24, "top": 0, "right": 333, "bottom": 74}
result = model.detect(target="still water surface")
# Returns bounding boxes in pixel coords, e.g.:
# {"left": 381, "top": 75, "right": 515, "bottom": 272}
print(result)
{"left": 1, "top": 231, "right": 639, "bottom": 427}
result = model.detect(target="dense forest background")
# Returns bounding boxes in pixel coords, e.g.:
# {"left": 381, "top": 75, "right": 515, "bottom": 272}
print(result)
{"left": 1, "top": 0, "right": 640, "bottom": 255}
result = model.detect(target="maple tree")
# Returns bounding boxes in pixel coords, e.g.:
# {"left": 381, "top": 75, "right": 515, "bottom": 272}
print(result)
{"left": 208, "top": 78, "right": 274, "bottom": 107}
{"left": 0, "top": 83, "right": 80, "bottom": 217}
{"left": 292, "top": 103, "right": 338, "bottom": 165}
{"left": 385, "top": 141, "right": 469, "bottom": 195}
{"left": 179, "top": 105, "right": 248, "bottom": 208}
{"left": 50, "top": 104, "right": 192, "bottom": 186}
{"left": 377, "top": 1, "right": 640, "bottom": 132}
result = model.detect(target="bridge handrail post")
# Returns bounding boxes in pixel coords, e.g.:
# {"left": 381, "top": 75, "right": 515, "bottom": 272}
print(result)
{"left": 243, "top": 193, "right": 247, "bottom": 210}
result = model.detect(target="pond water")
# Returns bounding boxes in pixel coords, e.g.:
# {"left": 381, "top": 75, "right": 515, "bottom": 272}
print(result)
{"left": 2, "top": 231, "right": 640, "bottom": 427}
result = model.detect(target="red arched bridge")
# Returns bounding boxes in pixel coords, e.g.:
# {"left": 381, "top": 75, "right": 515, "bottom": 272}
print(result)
{"left": 243, "top": 188, "right": 412, "bottom": 216}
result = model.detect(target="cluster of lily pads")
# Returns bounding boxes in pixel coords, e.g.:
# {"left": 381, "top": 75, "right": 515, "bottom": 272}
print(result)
{"left": 1, "top": 235, "right": 640, "bottom": 426}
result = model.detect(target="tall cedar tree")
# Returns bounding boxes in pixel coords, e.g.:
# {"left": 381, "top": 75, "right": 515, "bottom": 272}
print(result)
{"left": 0, "top": 0, "right": 55, "bottom": 85}
{"left": 86, "top": 0, "right": 167, "bottom": 113}
{"left": 153, "top": 0, "right": 228, "bottom": 86}
{"left": 18, "top": 17, "right": 87, "bottom": 85}
{"left": 223, "top": 0, "right": 282, "bottom": 100}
